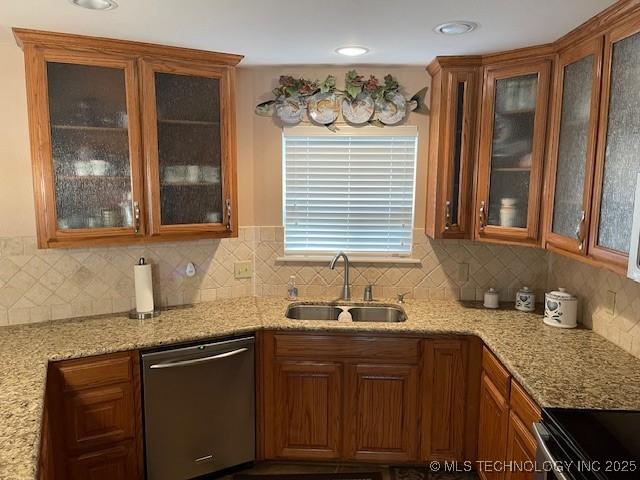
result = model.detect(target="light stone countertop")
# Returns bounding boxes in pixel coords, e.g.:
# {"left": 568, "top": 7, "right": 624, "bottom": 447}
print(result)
{"left": 2, "top": 296, "right": 640, "bottom": 480}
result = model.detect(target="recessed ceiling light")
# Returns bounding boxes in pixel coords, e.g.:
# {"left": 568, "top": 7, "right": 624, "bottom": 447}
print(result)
{"left": 434, "top": 21, "right": 477, "bottom": 35}
{"left": 69, "top": 0, "right": 118, "bottom": 10}
{"left": 335, "top": 46, "right": 369, "bottom": 57}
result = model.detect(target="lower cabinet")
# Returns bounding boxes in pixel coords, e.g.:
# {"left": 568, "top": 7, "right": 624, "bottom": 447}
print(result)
{"left": 344, "top": 363, "right": 419, "bottom": 462}
{"left": 41, "top": 351, "right": 143, "bottom": 480}
{"left": 477, "top": 373, "right": 510, "bottom": 480}
{"left": 260, "top": 332, "right": 480, "bottom": 464}
{"left": 477, "top": 348, "right": 540, "bottom": 480}
{"left": 273, "top": 360, "right": 343, "bottom": 459}
{"left": 68, "top": 442, "right": 138, "bottom": 480}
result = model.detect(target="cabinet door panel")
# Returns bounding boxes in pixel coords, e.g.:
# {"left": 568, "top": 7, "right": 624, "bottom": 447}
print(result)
{"left": 141, "top": 58, "right": 237, "bottom": 240}
{"left": 421, "top": 340, "right": 467, "bottom": 461}
{"left": 28, "top": 48, "right": 145, "bottom": 247}
{"left": 274, "top": 361, "right": 342, "bottom": 459}
{"left": 68, "top": 442, "right": 137, "bottom": 480}
{"left": 591, "top": 24, "right": 640, "bottom": 271}
{"left": 63, "top": 383, "right": 135, "bottom": 452}
{"left": 345, "top": 364, "right": 419, "bottom": 462}
{"left": 545, "top": 39, "right": 602, "bottom": 256}
{"left": 476, "top": 61, "right": 550, "bottom": 244}
{"left": 477, "top": 373, "right": 509, "bottom": 480}
{"left": 505, "top": 412, "right": 538, "bottom": 480}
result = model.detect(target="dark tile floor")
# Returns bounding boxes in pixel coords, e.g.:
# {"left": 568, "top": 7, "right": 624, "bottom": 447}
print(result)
{"left": 221, "top": 461, "right": 478, "bottom": 480}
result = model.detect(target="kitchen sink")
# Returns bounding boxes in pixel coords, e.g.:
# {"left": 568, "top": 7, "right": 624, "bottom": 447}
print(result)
{"left": 286, "top": 303, "right": 406, "bottom": 323}
{"left": 285, "top": 304, "right": 342, "bottom": 321}
{"left": 348, "top": 305, "right": 406, "bottom": 323}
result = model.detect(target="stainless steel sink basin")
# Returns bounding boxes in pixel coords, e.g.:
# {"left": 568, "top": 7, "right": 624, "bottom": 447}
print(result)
{"left": 348, "top": 305, "right": 407, "bottom": 323}
{"left": 285, "top": 303, "right": 406, "bottom": 322}
{"left": 286, "top": 304, "right": 342, "bottom": 321}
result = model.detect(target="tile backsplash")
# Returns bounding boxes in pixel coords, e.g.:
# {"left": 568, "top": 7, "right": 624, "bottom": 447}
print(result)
{"left": 548, "top": 253, "right": 640, "bottom": 358}
{"left": 0, "top": 230, "right": 254, "bottom": 325}
{"left": 1, "top": 227, "right": 639, "bottom": 360}
{"left": 255, "top": 227, "right": 548, "bottom": 303}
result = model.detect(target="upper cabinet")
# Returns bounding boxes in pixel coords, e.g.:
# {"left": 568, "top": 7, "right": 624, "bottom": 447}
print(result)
{"left": 590, "top": 20, "right": 640, "bottom": 273}
{"left": 425, "top": 59, "right": 480, "bottom": 239}
{"left": 544, "top": 39, "right": 603, "bottom": 257}
{"left": 475, "top": 60, "right": 551, "bottom": 245}
{"left": 14, "top": 29, "right": 241, "bottom": 248}
{"left": 141, "top": 59, "right": 236, "bottom": 239}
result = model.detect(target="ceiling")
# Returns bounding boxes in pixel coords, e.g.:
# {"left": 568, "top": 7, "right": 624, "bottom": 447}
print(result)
{"left": 0, "top": 0, "right": 614, "bottom": 65}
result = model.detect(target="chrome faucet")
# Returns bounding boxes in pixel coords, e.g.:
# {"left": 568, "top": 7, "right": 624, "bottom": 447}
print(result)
{"left": 330, "top": 252, "right": 351, "bottom": 301}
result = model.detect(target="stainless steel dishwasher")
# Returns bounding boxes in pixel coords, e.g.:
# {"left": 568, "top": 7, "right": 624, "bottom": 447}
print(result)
{"left": 141, "top": 336, "right": 255, "bottom": 480}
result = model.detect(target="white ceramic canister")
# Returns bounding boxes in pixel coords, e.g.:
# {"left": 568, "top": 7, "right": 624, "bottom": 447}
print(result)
{"left": 515, "top": 286, "right": 536, "bottom": 312}
{"left": 484, "top": 288, "right": 500, "bottom": 309}
{"left": 544, "top": 287, "right": 578, "bottom": 328}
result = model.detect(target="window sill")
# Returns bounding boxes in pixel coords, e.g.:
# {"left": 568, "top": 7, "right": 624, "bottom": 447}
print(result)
{"left": 275, "top": 255, "right": 422, "bottom": 265}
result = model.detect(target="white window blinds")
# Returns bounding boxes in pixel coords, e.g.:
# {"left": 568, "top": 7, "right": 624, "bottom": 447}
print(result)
{"left": 283, "top": 126, "right": 418, "bottom": 255}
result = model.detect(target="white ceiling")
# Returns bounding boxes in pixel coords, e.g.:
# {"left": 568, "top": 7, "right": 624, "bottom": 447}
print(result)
{"left": 0, "top": 0, "right": 614, "bottom": 65}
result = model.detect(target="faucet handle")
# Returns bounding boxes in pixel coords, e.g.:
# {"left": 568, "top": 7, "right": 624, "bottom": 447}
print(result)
{"left": 363, "top": 284, "right": 374, "bottom": 302}
{"left": 397, "top": 291, "right": 410, "bottom": 304}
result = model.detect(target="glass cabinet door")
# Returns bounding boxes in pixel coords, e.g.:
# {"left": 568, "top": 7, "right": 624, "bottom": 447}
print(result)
{"left": 142, "top": 60, "right": 234, "bottom": 238}
{"left": 443, "top": 70, "right": 476, "bottom": 238}
{"left": 591, "top": 26, "right": 640, "bottom": 270}
{"left": 546, "top": 40, "right": 601, "bottom": 255}
{"left": 40, "top": 55, "right": 143, "bottom": 245}
{"left": 476, "top": 61, "right": 550, "bottom": 243}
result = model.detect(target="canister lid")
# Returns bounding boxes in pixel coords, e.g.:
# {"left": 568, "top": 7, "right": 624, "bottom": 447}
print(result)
{"left": 548, "top": 287, "right": 576, "bottom": 300}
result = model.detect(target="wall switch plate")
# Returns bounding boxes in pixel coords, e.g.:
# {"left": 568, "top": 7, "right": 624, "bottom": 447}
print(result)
{"left": 234, "top": 261, "right": 253, "bottom": 279}
{"left": 606, "top": 290, "right": 616, "bottom": 316}
{"left": 458, "top": 263, "right": 469, "bottom": 282}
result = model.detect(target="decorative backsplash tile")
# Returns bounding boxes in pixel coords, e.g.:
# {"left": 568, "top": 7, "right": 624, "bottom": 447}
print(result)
{"left": 1, "top": 227, "right": 639, "bottom": 361}
{"left": 255, "top": 227, "right": 548, "bottom": 303}
{"left": 548, "top": 253, "right": 640, "bottom": 359}
{"left": 0, "top": 229, "right": 254, "bottom": 326}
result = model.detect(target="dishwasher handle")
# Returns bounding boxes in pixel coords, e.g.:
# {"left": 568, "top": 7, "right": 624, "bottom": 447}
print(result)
{"left": 149, "top": 347, "right": 249, "bottom": 369}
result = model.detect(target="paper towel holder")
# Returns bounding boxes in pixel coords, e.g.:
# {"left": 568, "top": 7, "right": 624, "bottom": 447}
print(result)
{"left": 129, "top": 257, "right": 161, "bottom": 320}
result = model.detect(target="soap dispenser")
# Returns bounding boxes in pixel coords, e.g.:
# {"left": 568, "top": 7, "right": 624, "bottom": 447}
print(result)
{"left": 287, "top": 276, "right": 299, "bottom": 300}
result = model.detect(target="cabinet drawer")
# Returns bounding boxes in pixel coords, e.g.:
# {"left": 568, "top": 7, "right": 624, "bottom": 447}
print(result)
{"left": 274, "top": 334, "right": 420, "bottom": 362}
{"left": 57, "top": 353, "right": 133, "bottom": 391}
{"left": 68, "top": 441, "right": 137, "bottom": 480}
{"left": 509, "top": 382, "right": 541, "bottom": 435}
{"left": 63, "top": 383, "right": 135, "bottom": 452}
{"left": 482, "top": 347, "right": 510, "bottom": 398}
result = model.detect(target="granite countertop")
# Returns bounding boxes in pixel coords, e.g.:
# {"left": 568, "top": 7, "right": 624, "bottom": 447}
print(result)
{"left": 2, "top": 296, "right": 640, "bottom": 480}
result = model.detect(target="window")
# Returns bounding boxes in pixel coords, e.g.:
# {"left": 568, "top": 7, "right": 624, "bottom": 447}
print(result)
{"left": 283, "top": 126, "right": 418, "bottom": 256}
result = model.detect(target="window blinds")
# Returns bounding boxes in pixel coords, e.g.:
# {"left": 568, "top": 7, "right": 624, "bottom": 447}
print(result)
{"left": 283, "top": 126, "right": 418, "bottom": 255}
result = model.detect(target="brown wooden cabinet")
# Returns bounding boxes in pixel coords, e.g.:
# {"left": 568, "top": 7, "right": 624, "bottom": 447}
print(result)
{"left": 14, "top": 29, "right": 241, "bottom": 248}
{"left": 589, "top": 15, "right": 640, "bottom": 274}
{"left": 426, "top": 59, "right": 481, "bottom": 239}
{"left": 273, "top": 360, "right": 342, "bottom": 460}
{"left": 543, "top": 38, "right": 603, "bottom": 258}
{"left": 475, "top": 60, "right": 551, "bottom": 245}
{"left": 477, "top": 373, "right": 510, "bottom": 480}
{"left": 344, "top": 363, "right": 419, "bottom": 462}
{"left": 421, "top": 338, "right": 478, "bottom": 462}
{"left": 259, "top": 332, "right": 479, "bottom": 465}
{"left": 42, "top": 351, "right": 143, "bottom": 480}
{"left": 477, "top": 348, "right": 540, "bottom": 480}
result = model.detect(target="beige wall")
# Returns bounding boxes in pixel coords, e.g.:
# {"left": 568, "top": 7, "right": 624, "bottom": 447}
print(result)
{"left": 236, "top": 66, "right": 430, "bottom": 227}
{"left": 0, "top": 44, "right": 35, "bottom": 237}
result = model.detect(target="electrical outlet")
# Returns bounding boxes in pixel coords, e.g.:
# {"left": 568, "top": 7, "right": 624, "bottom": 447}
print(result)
{"left": 606, "top": 290, "right": 616, "bottom": 315}
{"left": 234, "top": 261, "right": 253, "bottom": 279}
{"left": 458, "top": 263, "right": 469, "bottom": 282}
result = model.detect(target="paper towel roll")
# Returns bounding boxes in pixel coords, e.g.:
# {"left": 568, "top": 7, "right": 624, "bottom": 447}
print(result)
{"left": 134, "top": 259, "right": 154, "bottom": 313}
